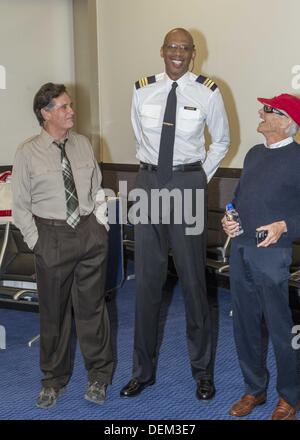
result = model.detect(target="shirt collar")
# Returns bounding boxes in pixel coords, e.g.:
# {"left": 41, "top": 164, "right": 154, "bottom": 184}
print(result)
{"left": 264, "top": 136, "right": 294, "bottom": 149}
{"left": 38, "top": 128, "right": 69, "bottom": 149}
{"left": 164, "top": 71, "right": 190, "bottom": 90}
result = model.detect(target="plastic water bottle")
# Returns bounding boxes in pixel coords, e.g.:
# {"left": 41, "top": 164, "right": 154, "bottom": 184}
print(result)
{"left": 225, "top": 203, "right": 244, "bottom": 236}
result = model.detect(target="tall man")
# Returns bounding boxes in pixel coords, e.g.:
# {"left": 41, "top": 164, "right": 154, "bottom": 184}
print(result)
{"left": 222, "top": 94, "right": 300, "bottom": 420}
{"left": 121, "top": 28, "right": 230, "bottom": 399}
{"left": 12, "top": 83, "right": 114, "bottom": 408}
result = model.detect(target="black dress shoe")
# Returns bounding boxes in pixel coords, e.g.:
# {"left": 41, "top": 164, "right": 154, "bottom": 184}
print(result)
{"left": 120, "top": 378, "right": 155, "bottom": 397}
{"left": 196, "top": 378, "right": 216, "bottom": 400}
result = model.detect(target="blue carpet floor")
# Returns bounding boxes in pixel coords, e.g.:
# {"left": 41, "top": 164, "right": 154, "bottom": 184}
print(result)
{"left": 0, "top": 279, "right": 297, "bottom": 420}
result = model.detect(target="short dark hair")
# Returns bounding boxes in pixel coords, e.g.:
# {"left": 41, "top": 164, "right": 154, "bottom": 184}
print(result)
{"left": 33, "top": 82, "right": 66, "bottom": 126}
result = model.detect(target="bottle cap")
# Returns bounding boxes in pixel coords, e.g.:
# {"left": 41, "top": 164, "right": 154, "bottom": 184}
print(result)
{"left": 226, "top": 203, "right": 234, "bottom": 211}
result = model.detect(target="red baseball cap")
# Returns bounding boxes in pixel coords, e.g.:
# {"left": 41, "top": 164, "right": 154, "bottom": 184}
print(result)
{"left": 257, "top": 93, "right": 300, "bottom": 126}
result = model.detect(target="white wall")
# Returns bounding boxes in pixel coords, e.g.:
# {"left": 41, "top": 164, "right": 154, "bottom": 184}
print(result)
{"left": 97, "top": 0, "right": 300, "bottom": 167}
{"left": 73, "top": 0, "right": 101, "bottom": 160}
{"left": 0, "top": 0, "right": 74, "bottom": 165}
{"left": 1, "top": 1, "right": 299, "bottom": 168}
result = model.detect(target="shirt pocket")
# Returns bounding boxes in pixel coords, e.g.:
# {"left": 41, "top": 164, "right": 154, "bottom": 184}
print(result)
{"left": 30, "top": 158, "right": 61, "bottom": 178}
{"left": 30, "top": 163, "right": 62, "bottom": 202}
{"left": 177, "top": 107, "right": 204, "bottom": 133}
{"left": 140, "top": 104, "right": 161, "bottom": 128}
{"left": 74, "top": 159, "right": 95, "bottom": 190}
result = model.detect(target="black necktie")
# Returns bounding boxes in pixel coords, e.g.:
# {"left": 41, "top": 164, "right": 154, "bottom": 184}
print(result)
{"left": 54, "top": 139, "right": 80, "bottom": 228}
{"left": 157, "top": 81, "right": 178, "bottom": 185}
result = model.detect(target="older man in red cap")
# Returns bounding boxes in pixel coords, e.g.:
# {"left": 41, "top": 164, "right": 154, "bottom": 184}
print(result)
{"left": 222, "top": 93, "right": 300, "bottom": 420}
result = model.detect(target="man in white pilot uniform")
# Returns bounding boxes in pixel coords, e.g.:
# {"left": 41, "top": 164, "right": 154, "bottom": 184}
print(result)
{"left": 120, "top": 28, "right": 230, "bottom": 400}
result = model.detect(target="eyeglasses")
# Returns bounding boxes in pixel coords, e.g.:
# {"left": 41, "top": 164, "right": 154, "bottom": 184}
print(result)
{"left": 44, "top": 102, "right": 73, "bottom": 112}
{"left": 164, "top": 43, "right": 195, "bottom": 53}
{"left": 263, "top": 105, "right": 287, "bottom": 117}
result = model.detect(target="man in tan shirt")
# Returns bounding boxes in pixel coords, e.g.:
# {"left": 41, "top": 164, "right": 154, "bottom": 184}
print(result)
{"left": 12, "top": 82, "right": 113, "bottom": 408}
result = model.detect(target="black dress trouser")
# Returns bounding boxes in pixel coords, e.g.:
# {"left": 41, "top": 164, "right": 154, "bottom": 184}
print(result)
{"left": 132, "top": 167, "right": 212, "bottom": 383}
{"left": 34, "top": 214, "right": 113, "bottom": 390}
{"left": 230, "top": 241, "right": 300, "bottom": 406}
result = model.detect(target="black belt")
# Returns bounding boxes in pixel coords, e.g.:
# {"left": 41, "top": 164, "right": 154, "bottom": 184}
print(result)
{"left": 140, "top": 161, "right": 202, "bottom": 172}
{"left": 34, "top": 214, "right": 90, "bottom": 226}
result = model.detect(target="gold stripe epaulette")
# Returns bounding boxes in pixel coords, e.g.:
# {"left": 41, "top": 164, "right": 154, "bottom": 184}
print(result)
{"left": 135, "top": 75, "right": 156, "bottom": 89}
{"left": 195, "top": 75, "right": 218, "bottom": 91}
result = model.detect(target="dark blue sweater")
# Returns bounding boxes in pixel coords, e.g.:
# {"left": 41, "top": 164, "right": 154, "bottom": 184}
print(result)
{"left": 233, "top": 141, "right": 300, "bottom": 247}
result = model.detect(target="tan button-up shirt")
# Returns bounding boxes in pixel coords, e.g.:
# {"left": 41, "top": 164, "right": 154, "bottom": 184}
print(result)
{"left": 12, "top": 129, "right": 107, "bottom": 249}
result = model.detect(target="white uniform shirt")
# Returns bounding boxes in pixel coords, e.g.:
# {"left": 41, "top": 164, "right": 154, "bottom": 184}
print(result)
{"left": 131, "top": 71, "right": 230, "bottom": 182}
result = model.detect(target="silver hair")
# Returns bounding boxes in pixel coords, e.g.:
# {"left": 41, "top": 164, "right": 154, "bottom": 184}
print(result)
{"left": 286, "top": 119, "right": 299, "bottom": 137}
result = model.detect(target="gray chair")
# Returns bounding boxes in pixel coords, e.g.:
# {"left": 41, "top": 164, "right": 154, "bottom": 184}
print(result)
{"left": 0, "top": 222, "right": 38, "bottom": 310}
{"left": 206, "top": 209, "right": 230, "bottom": 274}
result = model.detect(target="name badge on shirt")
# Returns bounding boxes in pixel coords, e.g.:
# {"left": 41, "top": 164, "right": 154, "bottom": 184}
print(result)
{"left": 184, "top": 106, "right": 197, "bottom": 111}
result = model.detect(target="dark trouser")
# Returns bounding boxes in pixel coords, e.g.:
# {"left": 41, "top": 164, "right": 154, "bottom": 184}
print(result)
{"left": 34, "top": 214, "right": 113, "bottom": 390}
{"left": 132, "top": 167, "right": 212, "bottom": 383}
{"left": 230, "top": 241, "right": 300, "bottom": 406}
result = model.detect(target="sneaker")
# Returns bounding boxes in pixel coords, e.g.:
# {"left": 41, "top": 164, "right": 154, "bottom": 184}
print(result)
{"left": 84, "top": 381, "right": 107, "bottom": 405}
{"left": 36, "top": 386, "right": 65, "bottom": 409}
